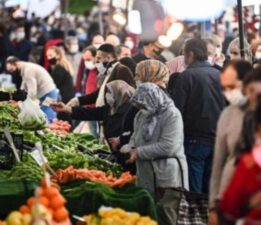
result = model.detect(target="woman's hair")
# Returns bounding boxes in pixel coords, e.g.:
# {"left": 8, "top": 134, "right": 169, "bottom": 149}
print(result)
{"left": 243, "top": 66, "right": 261, "bottom": 88}
{"left": 228, "top": 37, "right": 252, "bottom": 63}
{"left": 47, "top": 46, "right": 74, "bottom": 76}
{"left": 250, "top": 39, "right": 261, "bottom": 55}
{"left": 222, "top": 59, "right": 252, "bottom": 82}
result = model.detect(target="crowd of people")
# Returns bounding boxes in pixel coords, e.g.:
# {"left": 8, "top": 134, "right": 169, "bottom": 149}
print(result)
{"left": 1, "top": 5, "right": 261, "bottom": 225}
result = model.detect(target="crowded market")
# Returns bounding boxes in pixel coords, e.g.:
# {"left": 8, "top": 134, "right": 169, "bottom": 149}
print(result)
{"left": 0, "top": 0, "right": 261, "bottom": 224}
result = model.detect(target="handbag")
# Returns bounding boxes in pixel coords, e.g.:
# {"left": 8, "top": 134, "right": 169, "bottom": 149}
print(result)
{"left": 153, "top": 157, "right": 209, "bottom": 225}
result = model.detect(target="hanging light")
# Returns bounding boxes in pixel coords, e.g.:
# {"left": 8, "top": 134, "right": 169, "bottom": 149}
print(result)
{"left": 158, "top": 35, "right": 172, "bottom": 48}
{"left": 127, "top": 10, "right": 142, "bottom": 34}
{"left": 112, "top": 11, "right": 127, "bottom": 26}
{"left": 167, "top": 22, "right": 184, "bottom": 41}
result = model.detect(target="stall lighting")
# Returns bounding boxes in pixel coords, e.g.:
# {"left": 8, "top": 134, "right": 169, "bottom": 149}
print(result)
{"left": 158, "top": 35, "right": 172, "bottom": 48}
{"left": 167, "top": 22, "right": 184, "bottom": 41}
{"left": 127, "top": 10, "right": 142, "bottom": 34}
{"left": 113, "top": 11, "right": 127, "bottom": 26}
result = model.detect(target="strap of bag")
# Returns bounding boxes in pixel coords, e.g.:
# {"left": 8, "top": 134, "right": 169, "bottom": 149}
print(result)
{"left": 152, "top": 156, "right": 185, "bottom": 189}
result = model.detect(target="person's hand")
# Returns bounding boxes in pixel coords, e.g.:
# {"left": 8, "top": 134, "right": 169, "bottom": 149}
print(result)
{"left": 51, "top": 102, "right": 72, "bottom": 113}
{"left": 66, "top": 97, "right": 79, "bottom": 107}
{"left": 249, "top": 190, "right": 261, "bottom": 208}
{"left": 108, "top": 137, "right": 120, "bottom": 152}
{"left": 208, "top": 210, "right": 218, "bottom": 225}
{"left": 126, "top": 148, "right": 138, "bottom": 164}
{"left": 12, "top": 90, "right": 27, "bottom": 101}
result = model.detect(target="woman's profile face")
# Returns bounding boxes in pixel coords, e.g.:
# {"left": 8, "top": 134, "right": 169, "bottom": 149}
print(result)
{"left": 229, "top": 46, "right": 241, "bottom": 60}
{"left": 46, "top": 49, "right": 57, "bottom": 60}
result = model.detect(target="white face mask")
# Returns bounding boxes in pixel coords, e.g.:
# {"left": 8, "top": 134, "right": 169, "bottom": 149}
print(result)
{"left": 95, "top": 62, "right": 106, "bottom": 74}
{"left": 224, "top": 89, "right": 246, "bottom": 106}
{"left": 69, "top": 44, "right": 79, "bottom": 54}
{"left": 124, "top": 40, "right": 134, "bottom": 50}
{"left": 93, "top": 44, "right": 101, "bottom": 49}
{"left": 84, "top": 61, "right": 95, "bottom": 70}
{"left": 256, "top": 52, "right": 261, "bottom": 60}
{"left": 16, "top": 31, "right": 25, "bottom": 41}
{"left": 208, "top": 56, "right": 214, "bottom": 65}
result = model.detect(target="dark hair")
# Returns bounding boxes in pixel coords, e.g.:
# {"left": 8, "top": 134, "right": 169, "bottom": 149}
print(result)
{"left": 142, "top": 39, "right": 157, "bottom": 46}
{"left": 184, "top": 38, "right": 208, "bottom": 61}
{"left": 222, "top": 60, "right": 252, "bottom": 81}
{"left": 115, "top": 44, "right": 130, "bottom": 57}
{"left": 119, "top": 57, "right": 136, "bottom": 76}
{"left": 243, "top": 66, "right": 261, "bottom": 87}
{"left": 5, "top": 56, "right": 20, "bottom": 66}
{"left": 83, "top": 46, "right": 97, "bottom": 57}
{"left": 98, "top": 44, "right": 116, "bottom": 58}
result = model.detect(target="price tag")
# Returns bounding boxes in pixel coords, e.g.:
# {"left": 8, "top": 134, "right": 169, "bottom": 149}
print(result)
{"left": 31, "top": 149, "right": 47, "bottom": 166}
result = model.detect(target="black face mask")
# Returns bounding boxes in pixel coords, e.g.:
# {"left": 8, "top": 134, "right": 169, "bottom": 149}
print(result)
{"left": 153, "top": 49, "right": 163, "bottom": 56}
{"left": 48, "top": 57, "right": 57, "bottom": 65}
{"left": 103, "top": 61, "right": 109, "bottom": 68}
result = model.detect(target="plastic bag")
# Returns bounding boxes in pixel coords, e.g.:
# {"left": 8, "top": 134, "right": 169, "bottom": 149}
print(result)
{"left": 18, "top": 97, "right": 47, "bottom": 130}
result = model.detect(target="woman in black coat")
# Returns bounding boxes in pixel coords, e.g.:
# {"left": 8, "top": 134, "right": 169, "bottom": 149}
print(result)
{"left": 52, "top": 80, "right": 138, "bottom": 174}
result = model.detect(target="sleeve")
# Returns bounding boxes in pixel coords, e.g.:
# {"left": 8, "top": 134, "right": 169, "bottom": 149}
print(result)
{"left": 71, "top": 105, "right": 105, "bottom": 121}
{"left": 219, "top": 157, "right": 248, "bottom": 220}
{"left": 23, "top": 77, "right": 37, "bottom": 99}
{"left": 137, "top": 110, "right": 183, "bottom": 160}
{"left": 78, "top": 89, "right": 100, "bottom": 105}
{"left": 209, "top": 110, "right": 229, "bottom": 209}
{"left": 170, "top": 72, "right": 190, "bottom": 114}
{"left": 114, "top": 66, "right": 136, "bottom": 88}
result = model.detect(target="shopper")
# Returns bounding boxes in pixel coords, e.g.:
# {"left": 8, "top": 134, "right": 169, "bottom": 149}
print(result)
{"left": 91, "top": 34, "right": 104, "bottom": 49}
{"left": 115, "top": 44, "right": 132, "bottom": 60}
{"left": 135, "top": 59, "right": 169, "bottom": 89}
{"left": 228, "top": 37, "right": 252, "bottom": 63}
{"left": 208, "top": 60, "right": 252, "bottom": 225}
{"left": 171, "top": 38, "right": 226, "bottom": 193}
{"left": 64, "top": 36, "right": 82, "bottom": 85}
{"left": 119, "top": 57, "right": 137, "bottom": 77}
{"left": 105, "top": 34, "right": 121, "bottom": 47}
{"left": 120, "top": 83, "right": 189, "bottom": 197}
{"left": 5, "top": 56, "right": 57, "bottom": 121}
{"left": 133, "top": 40, "right": 166, "bottom": 63}
{"left": 67, "top": 44, "right": 135, "bottom": 108}
{"left": 51, "top": 80, "right": 138, "bottom": 174}
{"left": 46, "top": 46, "right": 74, "bottom": 104}
{"left": 219, "top": 97, "right": 261, "bottom": 225}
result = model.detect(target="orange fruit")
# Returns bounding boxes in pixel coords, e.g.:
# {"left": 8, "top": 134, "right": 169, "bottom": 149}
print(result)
{"left": 49, "top": 195, "right": 66, "bottom": 210}
{"left": 39, "top": 196, "right": 50, "bottom": 207}
{"left": 53, "top": 207, "right": 69, "bottom": 222}
{"left": 19, "top": 205, "right": 30, "bottom": 214}
{"left": 44, "top": 187, "right": 59, "bottom": 199}
{"left": 27, "top": 197, "right": 35, "bottom": 208}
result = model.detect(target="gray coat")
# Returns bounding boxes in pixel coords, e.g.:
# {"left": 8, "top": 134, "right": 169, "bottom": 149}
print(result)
{"left": 122, "top": 104, "right": 189, "bottom": 195}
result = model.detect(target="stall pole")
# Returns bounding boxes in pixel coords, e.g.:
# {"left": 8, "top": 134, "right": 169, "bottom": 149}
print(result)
{"left": 237, "top": 0, "right": 245, "bottom": 58}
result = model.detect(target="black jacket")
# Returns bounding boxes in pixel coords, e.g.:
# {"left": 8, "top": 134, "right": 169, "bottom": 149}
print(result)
{"left": 78, "top": 62, "right": 135, "bottom": 105}
{"left": 170, "top": 61, "right": 226, "bottom": 145}
{"left": 50, "top": 65, "right": 74, "bottom": 104}
{"left": 132, "top": 52, "right": 166, "bottom": 64}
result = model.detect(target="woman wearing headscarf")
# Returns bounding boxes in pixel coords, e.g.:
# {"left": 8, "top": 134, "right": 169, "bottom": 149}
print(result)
{"left": 135, "top": 59, "right": 170, "bottom": 89}
{"left": 52, "top": 80, "right": 138, "bottom": 174}
{"left": 120, "top": 83, "right": 189, "bottom": 197}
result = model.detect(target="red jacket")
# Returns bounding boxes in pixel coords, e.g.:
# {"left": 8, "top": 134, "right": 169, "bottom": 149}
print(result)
{"left": 220, "top": 152, "right": 261, "bottom": 225}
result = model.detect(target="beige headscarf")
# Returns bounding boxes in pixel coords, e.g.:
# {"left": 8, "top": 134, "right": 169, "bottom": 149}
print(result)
{"left": 135, "top": 60, "right": 170, "bottom": 88}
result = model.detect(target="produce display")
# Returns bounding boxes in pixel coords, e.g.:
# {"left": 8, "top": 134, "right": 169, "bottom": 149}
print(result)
{"left": 52, "top": 166, "right": 136, "bottom": 188}
{"left": 48, "top": 119, "right": 71, "bottom": 135}
{"left": 85, "top": 207, "right": 158, "bottom": 225}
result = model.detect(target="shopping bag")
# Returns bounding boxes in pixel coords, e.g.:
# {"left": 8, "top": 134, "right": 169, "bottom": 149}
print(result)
{"left": 155, "top": 157, "right": 209, "bottom": 225}
{"left": 18, "top": 97, "right": 47, "bottom": 130}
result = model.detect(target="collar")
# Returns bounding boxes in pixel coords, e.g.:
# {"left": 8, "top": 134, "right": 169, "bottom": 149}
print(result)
{"left": 107, "top": 60, "right": 118, "bottom": 69}
{"left": 188, "top": 61, "right": 212, "bottom": 69}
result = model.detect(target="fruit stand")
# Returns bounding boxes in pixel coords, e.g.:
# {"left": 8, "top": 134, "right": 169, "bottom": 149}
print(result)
{"left": 0, "top": 102, "right": 158, "bottom": 224}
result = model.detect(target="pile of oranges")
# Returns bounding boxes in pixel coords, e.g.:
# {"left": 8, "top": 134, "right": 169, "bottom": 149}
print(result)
{"left": 19, "top": 179, "right": 69, "bottom": 223}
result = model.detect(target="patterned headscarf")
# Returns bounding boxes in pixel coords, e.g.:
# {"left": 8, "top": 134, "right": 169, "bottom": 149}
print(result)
{"left": 106, "top": 80, "right": 135, "bottom": 115}
{"left": 132, "top": 83, "right": 174, "bottom": 142}
{"left": 135, "top": 60, "right": 170, "bottom": 88}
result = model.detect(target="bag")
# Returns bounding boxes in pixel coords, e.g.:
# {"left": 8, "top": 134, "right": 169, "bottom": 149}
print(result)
{"left": 18, "top": 97, "right": 47, "bottom": 130}
{"left": 155, "top": 157, "right": 209, "bottom": 225}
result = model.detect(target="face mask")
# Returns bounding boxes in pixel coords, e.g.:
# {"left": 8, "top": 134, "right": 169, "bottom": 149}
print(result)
{"left": 93, "top": 44, "right": 101, "bottom": 49}
{"left": 224, "top": 89, "right": 246, "bottom": 105}
{"left": 48, "top": 57, "right": 57, "bottom": 65}
{"left": 124, "top": 40, "right": 134, "bottom": 50}
{"left": 208, "top": 56, "right": 214, "bottom": 65}
{"left": 105, "top": 92, "right": 114, "bottom": 107}
{"left": 256, "top": 52, "right": 261, "bottom": 60}
{"left": 16, "top": 31, "right": 25, "bottom": 41}
{"left": 95, "top": 62, "right": 106, "bottom": 74}
{"left": 69, "top": 44, "right": 79, "bottom": 54}
{"left": 84, "top": 61, "right": 95, "bottom": 70}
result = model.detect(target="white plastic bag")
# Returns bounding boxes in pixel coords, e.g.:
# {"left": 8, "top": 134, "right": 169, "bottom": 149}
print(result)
{"left": 18, "top": 97, "right": 47, "bottom": 130}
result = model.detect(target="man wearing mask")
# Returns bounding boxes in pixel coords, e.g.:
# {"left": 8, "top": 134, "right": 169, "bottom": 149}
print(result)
{"left": 9, "top": 25, "right": 32, "bottom": 61}
{"left": 171, "top": 38, "right": 226, "bottom": 194}
{"left": 67, "top": 43, "right": 135, "bottom": 107}
{"left": 132, "top": 39, "right": 166, "bottom": 63}
{"left": 5, "top": 56, "right": 58, "bottom": 121}
{"left": 65, "top": 36, "right": 82, "bottom": 85}
{"left": 115, "top": 44, "right": 132, "bottom": 60}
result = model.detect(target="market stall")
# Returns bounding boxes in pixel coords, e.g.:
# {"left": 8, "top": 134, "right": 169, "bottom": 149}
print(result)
{"left": 0, "top": 101, "right": 157, "bottom": 224}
